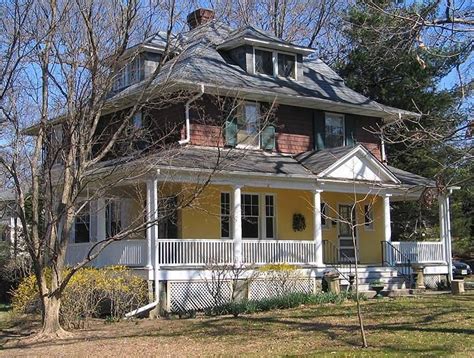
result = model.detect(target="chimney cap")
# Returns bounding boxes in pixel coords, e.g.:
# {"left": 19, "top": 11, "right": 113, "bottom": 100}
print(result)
{"left": 187, "top": 8, "right": 215, "bottom": 30}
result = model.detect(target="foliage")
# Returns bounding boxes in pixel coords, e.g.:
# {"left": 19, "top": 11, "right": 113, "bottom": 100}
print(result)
{"left": 12, "top": 266, "right": 147, "bottom": 328}
{"left": 338, "top": 0, "right": 473, "bottom": 245}
{"left": 209, "top": 291, "right": 365, "bottom": 317}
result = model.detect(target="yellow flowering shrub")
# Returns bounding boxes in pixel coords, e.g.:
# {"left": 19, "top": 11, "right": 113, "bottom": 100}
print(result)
{"left": 12, "top": 266, "right": 147, "bottom": 328}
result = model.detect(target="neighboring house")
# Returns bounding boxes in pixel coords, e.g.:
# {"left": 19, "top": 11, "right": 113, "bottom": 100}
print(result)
{"left": 0, "top": 189, "right": 20, "bottom": 251}
{"left": 45, "top": 9, "right": 454, "bottom": 312}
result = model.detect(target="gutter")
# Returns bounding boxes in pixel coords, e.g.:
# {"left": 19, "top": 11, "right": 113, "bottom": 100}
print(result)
{"left": 178, "top": 84, "right": 205, "bottom": 145}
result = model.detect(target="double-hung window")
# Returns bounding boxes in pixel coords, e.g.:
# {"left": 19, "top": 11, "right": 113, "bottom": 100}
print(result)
{"left": 220, "top": 193, "right": 231, "bottom": 239}
{"left": 254, "top": 48, "right": 297, "bottom": 80}
{"left": 220, "top": 193, "right": 276, "bottom": 239}
{"left": 236, "top": 102, "right": 260, "bottom": 147}
{"left": 321, "top": 202, "right": 327, "bottom": 228}
{"left": 106, "top": 200, "right": 122, "bottom": 239}
{"left": 325, "top": 113, "right": 345, "bottom": 148}
{"left": 75, "top": 203, "right": 90, "bottom": 243}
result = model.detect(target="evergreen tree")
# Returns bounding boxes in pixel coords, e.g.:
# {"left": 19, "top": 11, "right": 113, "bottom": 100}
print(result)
{"left": 338, "top": 0, "right": 472, "bottom": 250}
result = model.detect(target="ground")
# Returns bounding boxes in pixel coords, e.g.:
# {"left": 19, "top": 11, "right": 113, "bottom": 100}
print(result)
{"left": 0, "top": 293, "right": 473, "bottom": 357}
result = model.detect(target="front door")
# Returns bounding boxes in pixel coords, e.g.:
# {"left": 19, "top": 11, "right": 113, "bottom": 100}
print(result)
{"left": 338, "top": 204, "right": 357, "bottom": 262}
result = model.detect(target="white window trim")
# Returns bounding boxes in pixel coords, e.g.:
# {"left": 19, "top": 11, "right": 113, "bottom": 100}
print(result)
{"left": 236, "top": 101, "right": 261, "bottom": 150}
{"left": 253, "top": 47, "right": 297, "bottom": 81}
{"left": 324, "top": 112, "right": 345, "bottom": 148}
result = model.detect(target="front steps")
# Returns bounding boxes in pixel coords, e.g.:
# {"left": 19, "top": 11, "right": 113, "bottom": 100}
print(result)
{"left": 333, "top": 266, "right": 410, "bottom": 292}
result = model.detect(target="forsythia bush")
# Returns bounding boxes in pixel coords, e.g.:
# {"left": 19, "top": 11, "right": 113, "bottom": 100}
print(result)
{"left": 12, "top": 266, "right": 147, "bottom": 328}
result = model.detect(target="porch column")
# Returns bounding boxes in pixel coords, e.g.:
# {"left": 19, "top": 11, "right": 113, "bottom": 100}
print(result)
{"left": 96, "top": 198, "right": 106, "bottom": 242}
{"left": 313, "top": 189, "right": 324, "bottom": 266}
{"left": 383, "top": 194, "right": 392, "bottom": 243}
{"left": 438, "top": 196, "right": 446, "bottom": 262}
{"left": 146, "top": 178, "right": 159, "bottom": 270}
{"left": 441, "top": 194, "right": 453, "bottom": 282}
{"left": 233, "top": 185, "right": 242, "bottom": 266}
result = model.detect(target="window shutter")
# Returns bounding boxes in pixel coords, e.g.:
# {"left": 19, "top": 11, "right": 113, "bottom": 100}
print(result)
{"left": 345, "top": 115, "right": 356, "bottom": 147}
{"left": 313, "top": 110, "right": 325, "bottom": 150}
{"left": 261, "top": 125, "right": 275, "bottom": 151}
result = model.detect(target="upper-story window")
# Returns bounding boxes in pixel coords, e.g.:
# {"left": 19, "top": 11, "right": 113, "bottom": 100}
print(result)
{"left": 112, "top": 56, "right": 143, "bottom": 91}
{"left": 254, "top": 48, "right": 296, "bottom": 80}
{"left": 236, "top": 102, "right": 260, "bottom": 148}
{"left": 325, "top": 113, "right": 345, "bottom": 148}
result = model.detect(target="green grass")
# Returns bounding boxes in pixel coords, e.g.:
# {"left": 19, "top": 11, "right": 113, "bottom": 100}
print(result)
{"left": 1, "top": 293, "right": 473, "bottom": 357}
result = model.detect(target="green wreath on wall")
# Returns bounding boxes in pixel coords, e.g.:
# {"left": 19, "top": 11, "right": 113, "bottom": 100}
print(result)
{"left": 292, "top": 213, "right": 306, "bottom": 232}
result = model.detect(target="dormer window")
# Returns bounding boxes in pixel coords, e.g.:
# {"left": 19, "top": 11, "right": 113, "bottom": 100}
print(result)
{"left": 113, "top": 56, "right": 144, "bottom": 91}
{"left": 255, "top": 49, "right": 273, "bottom": 76}
{"left": 253, "top": 48, "right": 296, "bottom": 80}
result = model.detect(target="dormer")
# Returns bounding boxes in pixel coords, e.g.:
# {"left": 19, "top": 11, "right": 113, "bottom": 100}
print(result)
{"left": 111, "top": 32, "right": 175, "bottom": 93}
{"left": 217, "top": 27, "right": 314, "bottom": 81}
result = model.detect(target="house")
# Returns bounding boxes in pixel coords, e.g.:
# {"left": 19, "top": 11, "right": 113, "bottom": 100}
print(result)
{"left": 59, "top": 9, "right": 454, "bottom": 313}
{"left": 0, "top": 189, "right": 20, "bottom": 251}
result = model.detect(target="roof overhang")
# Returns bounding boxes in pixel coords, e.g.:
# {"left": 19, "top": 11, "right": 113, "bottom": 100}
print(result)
{"left": 217, "top": 37, "right": 315, "bottom": 56}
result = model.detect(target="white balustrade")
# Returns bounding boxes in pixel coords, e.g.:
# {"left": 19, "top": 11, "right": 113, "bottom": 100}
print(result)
{"left": 242, "top": 240, "right": 317, "bottom": 265}
{"left": 391, "top": 241, "right": 445, "bottom": 264}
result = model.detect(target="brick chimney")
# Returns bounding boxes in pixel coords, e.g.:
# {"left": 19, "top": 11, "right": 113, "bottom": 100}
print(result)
{"left": 187, "top": 8, "right": 215, "bottom": 29}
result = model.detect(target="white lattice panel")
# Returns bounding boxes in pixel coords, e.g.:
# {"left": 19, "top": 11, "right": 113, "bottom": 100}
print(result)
{"left": 249, "top": 279, "right": 314, "bottom": 301}
{"left": 168, "top": 281, "right": 232, "bottom": 312}
{"left": 424, "top": 274, "right": 446, "bottom": 289}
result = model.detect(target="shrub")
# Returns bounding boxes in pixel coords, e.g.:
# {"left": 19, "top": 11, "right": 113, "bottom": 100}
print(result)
{"left": 208, "top": 291, "right": 361, "bottom": 317}
{"left": 12, "top": 266, "right": 147, "bottom": 328}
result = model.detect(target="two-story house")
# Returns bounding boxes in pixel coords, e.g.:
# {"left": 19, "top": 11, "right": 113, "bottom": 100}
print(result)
{"left": 64, "top": 9, "right": 454, "bottom": 314}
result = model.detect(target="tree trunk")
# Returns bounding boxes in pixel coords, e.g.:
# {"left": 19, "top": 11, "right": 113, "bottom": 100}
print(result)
{"left": 37, "top": 295, "right": 70, "bottom": 339}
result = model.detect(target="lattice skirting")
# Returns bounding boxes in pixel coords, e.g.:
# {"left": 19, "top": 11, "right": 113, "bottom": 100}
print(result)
{"left": 248, "top": 279, "right": 315, "bottom": 301}
{"left": 167, "top": 278, "right": 317, "bottom": 313}
{"left": 424, "top": 274, "right": 447, "bottom": 289}
{"left": 168, "top": 280, "right": 232, "bottom": 312}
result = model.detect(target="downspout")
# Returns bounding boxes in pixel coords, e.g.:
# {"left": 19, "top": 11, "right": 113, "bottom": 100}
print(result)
{"left": 178, "top": 84, "right": 205, "bottom": 145}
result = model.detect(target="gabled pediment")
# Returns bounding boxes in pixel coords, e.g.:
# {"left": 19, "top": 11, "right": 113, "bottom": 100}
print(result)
{"left": 317, "top": 146, "right": 400, "bottom": 184}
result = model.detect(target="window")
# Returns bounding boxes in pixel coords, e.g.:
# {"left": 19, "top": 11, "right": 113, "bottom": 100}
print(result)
{"left": 364, "top": 205, "right": 374, "bottom": 230}
{"left": 158, "top": 196, "right": 178, "bottom": 239}
{"left": 325, "top": 113, "right": 345, "bottom": 148}
{"left": 278, "top": 53, "right": 296, "bottom": 79}
{"left": 106, "top": 200, "right": 122, "bottom": 239}
{"left": 321, "top": 202, "right": 327, "bottom": 227}
{"left": 220, "top": 193, "right": 231, "bottom": 238}
{"left": 237, "top": 102, "right": 260, "bottom": 147}
{"left": 265, "top": 195, "right": 275, "bottom": 239}
{"left": 113, "top": 57, "right": 143, "bottom": 91}
{"left": 255, "top": 49, "right": 273, "bottom": 76}
{"left": 242, "top": 194, "right": 259, "bottom": 239}
{"left": 75, "top": 203, "right": 90, "bottom": 243}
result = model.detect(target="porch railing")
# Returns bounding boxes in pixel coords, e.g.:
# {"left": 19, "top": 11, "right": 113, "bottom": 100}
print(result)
{"left": 391, "top": 241, "right": 445, "bottom": 264}
{"left": 65, "top": 239, "right": 147, "bottom": 267}
{"left": 242, "top": 240, "right": 317, "bottom": 265}
{"left": 381, "top": 241, "right": 412, "bottom": 287}
{"left": 156, "top": 239, "right": 234, "bottom": 266}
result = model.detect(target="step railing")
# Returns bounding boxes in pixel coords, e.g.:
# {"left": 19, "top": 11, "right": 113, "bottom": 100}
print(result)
{"left": 322, "top": 240, "right": 353, "bottom": 283}
{"left": 381, "top": 241, "right": 413, "bottom": 288}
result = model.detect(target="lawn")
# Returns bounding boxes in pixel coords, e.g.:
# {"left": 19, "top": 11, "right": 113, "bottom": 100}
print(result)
{"left": 0, "top": 293, "right": 473, "bottom": 357}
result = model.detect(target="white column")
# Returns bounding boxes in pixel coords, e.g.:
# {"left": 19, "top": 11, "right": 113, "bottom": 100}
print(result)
{"left": 438, "top": 196, "right": 446, "bottom": 262}
{"left": 146, "top": 179, "right": 158, "bottom": 270}
{"left": 313, "top": 189, "right": 324, "bottom": 266}
{"left": 96, "top": 198, "right": 106, "bottom": 242}
{"left": 444, "top": 194, "right": 453, "bottom": 282}
{"left": 383, "top": 194, "right": 392, "bottom": 242}
{"left": 152, "top": 179, "right": 160, "bottom": 300}
{"left": 233, "top": 185, "right": 242, "bottom": 266}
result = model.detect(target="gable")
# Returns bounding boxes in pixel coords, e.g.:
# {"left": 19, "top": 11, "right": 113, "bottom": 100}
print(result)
{"left": 318, "top": 147, "right": 399, "bottom": 183}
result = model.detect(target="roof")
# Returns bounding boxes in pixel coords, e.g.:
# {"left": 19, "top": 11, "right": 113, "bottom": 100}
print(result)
{"left": 295, "top": 146, "right": 354, "bottom": 175}
{"left": 110, "top": 21, "right": 418, "bottom": 119}
{"left": 150, "top": 146, "right": 314, "bottom": 177}
{"left": 0, "top": 189, "right": 16, "bottom": 202}
{"left": 388, "top": 166, "right": 436, "bottom": 187}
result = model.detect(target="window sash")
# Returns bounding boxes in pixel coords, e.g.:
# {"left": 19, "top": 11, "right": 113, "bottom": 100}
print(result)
{"left": 220, "top": 193, "right": 231, "bottom": 238}
{"left": 325, "top": 113, "right": 345, "bottom": 148}
{"left": 106, "top": 200, "right": 122, "bottom": 239}
{"left": 236, "top": 102, "right": 260, "bottom": 147}
{"left": 75, "top": 203, "right": 90, "bottom": 243}
{"left": 255, "top": 49, "right": 273, "bottom": 76}
{"left": 277, "top": 53, "right": 296, "bottom": 79}
{"left": 264, "top": 194, "right": 275, "bottom": 239}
